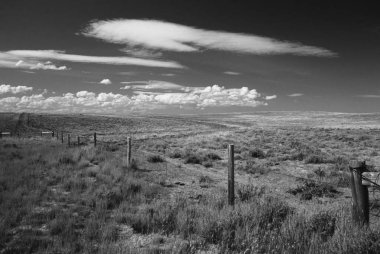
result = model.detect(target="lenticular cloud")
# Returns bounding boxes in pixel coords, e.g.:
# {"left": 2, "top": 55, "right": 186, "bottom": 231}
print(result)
{"left": 83, "top": 19, "right": 336, "bottom": 57}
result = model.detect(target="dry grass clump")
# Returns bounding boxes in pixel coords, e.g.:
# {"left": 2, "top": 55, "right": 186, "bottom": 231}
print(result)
{"left": 168, "top": 148, "right": 221, "bottom": 168}
{"left": 147, "top": 154, "right": 165, "bottom": 163}
{"left": 287, "top": 180, "right": 340, "bottom": 200}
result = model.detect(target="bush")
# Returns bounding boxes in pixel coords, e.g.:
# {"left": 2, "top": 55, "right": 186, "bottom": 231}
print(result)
{"left": 287, "top": 180, "right": 340, "bottom": 200}
{"left": 249, "top": 148, "right": 265, "bottom": 158}
{"left": 147, "top": 155, "right": 165, "bottom": 163}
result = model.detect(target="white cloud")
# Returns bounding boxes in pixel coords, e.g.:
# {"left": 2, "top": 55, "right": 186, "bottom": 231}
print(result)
{"left": 121, "top": 80, "right": 185, "bottom": 91}
{"left": 265, "top": 95, "right": 277, "bottom": 100}
{"left": 83, "top": 19, "right": 336, "bottom": 57}
{"left": 0, "top": 53, "right": 69, "bottom": 71}
{"left": 100, "top": 79, "right": 112, "bottom": 85}
{"left": 288, "top": 93, "right": 304, "bottom": 97}
{"left": 357, "top": 94, "right": 380, "bottom": 98}
{"left": 0, "top": 84, "right": 33, "bottom": 94}
{"left": 30, "top": 62, "right": 68, "bottom": 70}
{"left": 224, "top": 71, "right": 240, "bottom": 75}
{"left": 0, "top": 85, "right": 274, "bottom": 113}
{"left": 0, "top": 50, "right": 184, "bottom": 69}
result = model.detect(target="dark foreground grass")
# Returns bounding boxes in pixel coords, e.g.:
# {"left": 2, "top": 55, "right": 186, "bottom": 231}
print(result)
{"left": 1, "top": 138, "right": 380, "bottom": 253}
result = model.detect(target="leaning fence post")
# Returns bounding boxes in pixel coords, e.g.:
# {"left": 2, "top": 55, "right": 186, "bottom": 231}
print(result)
{"left": 349, "top": 160, "right": 369, "bottom": 225}
{"left": 228, "top": 144, "right": 235, "bottom": 206}
{"left": 67, "top": 134, "right": 71, "bottom": 147}
{"left": 126, "top": 137, "right": 132, "bottom": 167}
{"left": 94, "top": 132, "right": 97, "bottom": 147}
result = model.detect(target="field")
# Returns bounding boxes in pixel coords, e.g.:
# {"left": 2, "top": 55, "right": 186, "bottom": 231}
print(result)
{"left": 1, "top": 111, "right": 380, "bottom": 253}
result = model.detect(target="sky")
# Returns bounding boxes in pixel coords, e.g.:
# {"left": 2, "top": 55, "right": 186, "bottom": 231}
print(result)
{"left": 0, "top": 0, "right": 380, "bottom": 114}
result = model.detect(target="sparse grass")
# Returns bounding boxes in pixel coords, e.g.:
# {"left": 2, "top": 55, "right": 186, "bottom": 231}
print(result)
{"left": 2, "top": 112, "right": 380, "bottom": 253}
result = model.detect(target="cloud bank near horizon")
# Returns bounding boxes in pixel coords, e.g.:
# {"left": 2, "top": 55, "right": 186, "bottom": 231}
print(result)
{"left": 83, "top": 19, "right": 336, "bottom": 57}
{"left": 0, "top": 84, "right": 33, "bottom": 95}
{"left": 0, "top": 85, "right": 276, "bottom": 113}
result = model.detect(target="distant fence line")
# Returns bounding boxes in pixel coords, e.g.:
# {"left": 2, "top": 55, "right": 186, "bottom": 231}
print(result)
{"left": 0, "top": 130, "right": 100, "bottom": 147}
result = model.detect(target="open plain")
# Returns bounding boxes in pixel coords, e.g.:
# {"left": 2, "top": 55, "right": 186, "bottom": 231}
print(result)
{"left": 1, "top": 111, "right": 380, "bottom": 253}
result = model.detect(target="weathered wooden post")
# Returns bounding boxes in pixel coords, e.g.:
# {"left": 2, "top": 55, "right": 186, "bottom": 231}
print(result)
{"left": 349, "top": 160, "right": 369, "bottom": 225}
{"left": 228, "top": 144, "right": 235, "bottom": 206}
{"left": 61, "top": 131, "right": 64, "bottom": 144}
{"left": 41, "top": 131, "right": 43, "bottom": 137}
{"left": 94, "top": 132, "right": 97, "bottom": 147}
{"left": 56, "top": 130, "right": 59, "bottom": 141}
{"left": 77, "top": 136, "right": 80, "bottom": 146}
{"left": 67, "top": 134, "right": 71, "bottom": 147}
{"left": 52, "top": 131, "right": 54, "bottom": 138}
{"left": 126, "top": 137, "right": 132, "bottom": 167}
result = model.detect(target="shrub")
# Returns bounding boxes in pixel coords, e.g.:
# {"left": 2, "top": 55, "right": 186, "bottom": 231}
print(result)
{"left": 147, "top": 155, "right": 165, "bottom": 163}
{"left": 184, "top": 154, "right": 202, "bottom": 165}
{"left": 287, "top": 180, "right": 340, "bottom": 200}
{"left": 249, "top": 148, "right": 265, "bottom": 158}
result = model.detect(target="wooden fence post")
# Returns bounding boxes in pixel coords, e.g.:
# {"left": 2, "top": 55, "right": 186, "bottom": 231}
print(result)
{"left": 77, "top": 136, "right": 80, "bottom": 146}
{"left": 52, "top": 131, "right": 54, "bottom": 138}
{"left": 228, "top": 144, "right": 235, "bottom": 206}
{"left": 126, "top": 137, "right": 132, "bottom": 167}
{"left": 349, "top": 160, "right": 369, "bottom": 225}
{"left": 61, "top": 131, "right": 64, "bottom": 144}
{"left": 56, "top": 130, "right": 59, "bottom": 141}
{"left": 68, "top": 134, "right": 71, "bottom": 147}
{"left": 94, "top": 132, "right": 97, "bottom": 147}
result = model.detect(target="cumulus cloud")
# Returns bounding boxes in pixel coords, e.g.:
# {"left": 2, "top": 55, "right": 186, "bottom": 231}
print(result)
{"left": 0, "top": 50, "right": 184, "bottom": 69}
{"left": 0, "top": 85, "right": 274, "bottom": 113}
{"left": 132, "top": 85, "right": 266, "bottom": 108}
{"left": 224, "top": 71, "right": 240, "bottom": 75}
{"left": 0, "top": 84, "right": 33, "bottom": 94}
{"left": 30, "top": 62, "right": 68, "bottom": 70}
{"left": 83, "top": 19, "right": 336, "bottom": 57}
{"left": 0, "top": 54, "right": 68, "bottom": 71}
{"left": 100, "top": 79, "right": 112, "bottom": 85}
{"left": 288, "top": 93, "right": 304, "bottom": 97}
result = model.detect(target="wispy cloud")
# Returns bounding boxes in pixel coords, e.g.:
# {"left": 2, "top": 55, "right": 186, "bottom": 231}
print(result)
{"left": 265, "top": 95, "right": 277, "bottom": 100}
{"left": 100, "top": 79, "right": 112, "bottom": 85}
{"left": 0, "top": 84, "right": 33, "bottom": 95}
{"left": 288, "top": 93, "right": 304, "bottom": 97}
{"left": 120, "top": 80, "right": 185, "bottom": 91}
{"left": 0, "top": 50, "right": 184, "bottom": 69}
{"left": 357, "top": 94, "right": 380, "bottom": 98}
{"left": 224, "top": 71, "right": 241, "bottom": 75}
{"left": 83, "top": 19, "right": 336, "bottom": 57}
{"left": 0, "top": 85, "right": 274, "bottom": 113}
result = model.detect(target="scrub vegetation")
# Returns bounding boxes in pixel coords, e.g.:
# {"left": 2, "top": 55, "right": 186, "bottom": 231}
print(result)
{"left": 1, "top": 112, "right": 380, "bottom": 253}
